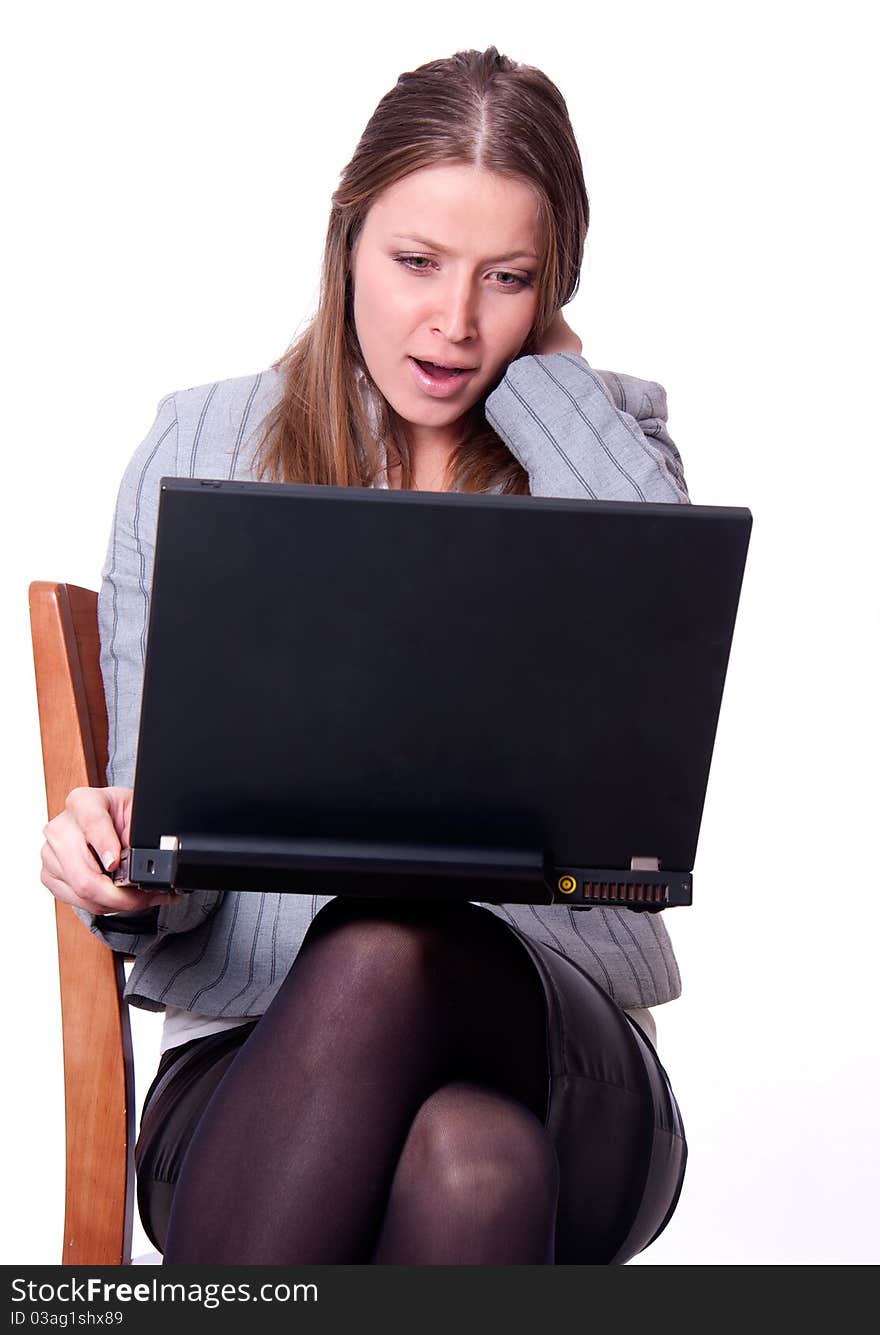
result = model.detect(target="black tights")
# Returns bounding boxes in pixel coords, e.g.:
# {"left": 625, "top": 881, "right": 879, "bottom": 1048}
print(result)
{"left": 162, "top": 899, "right": 559, "bottom": 1264}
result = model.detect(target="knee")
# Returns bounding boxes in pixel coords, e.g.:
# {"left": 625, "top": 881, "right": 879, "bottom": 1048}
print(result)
{"left": 401, "top": 1083, "right": 559, "bottom": 1220}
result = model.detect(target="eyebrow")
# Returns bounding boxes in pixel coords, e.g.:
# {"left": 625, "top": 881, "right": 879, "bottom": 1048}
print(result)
{"left": 390, "top": 234, "right": 539, "bottom": 264}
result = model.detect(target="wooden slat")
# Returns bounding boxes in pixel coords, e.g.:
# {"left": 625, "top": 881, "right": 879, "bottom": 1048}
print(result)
{"left": 29, "top": 582, "right": 134, "bottom": 1265}
{"left": 68, "top": 586, "right": 109, "bottom": 780}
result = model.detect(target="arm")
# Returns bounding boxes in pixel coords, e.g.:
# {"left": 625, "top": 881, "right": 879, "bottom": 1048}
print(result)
{"left": 485, "top": 352, "right": 689, "bottom": 504}
{"left": 67, "top": 393, "right": 223, "bottom": 951}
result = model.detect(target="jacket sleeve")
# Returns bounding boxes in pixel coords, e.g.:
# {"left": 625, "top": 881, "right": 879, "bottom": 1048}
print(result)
{"left": 74, "top": 392, "right": 224, "bottom": 953}
{"left": 485, "top": 352, "right": 689, "bottom": 503}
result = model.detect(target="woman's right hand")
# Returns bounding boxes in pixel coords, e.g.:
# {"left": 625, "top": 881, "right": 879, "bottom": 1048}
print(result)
{"left": 40, "top": 786, "right": 175, "bottom": 916}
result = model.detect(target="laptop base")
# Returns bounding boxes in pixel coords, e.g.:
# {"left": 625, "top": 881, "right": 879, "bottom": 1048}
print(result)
{"left": 121, "top": 834, "right": 692, "bottom": 911}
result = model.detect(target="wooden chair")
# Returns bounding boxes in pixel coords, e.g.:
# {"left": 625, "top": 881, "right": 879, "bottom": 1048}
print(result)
{"left": 29, "top": 581, "right": 135, "bottom": 1265}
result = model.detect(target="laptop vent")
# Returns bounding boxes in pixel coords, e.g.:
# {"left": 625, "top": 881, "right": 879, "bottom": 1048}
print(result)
{"left": 582, "top": 881, "right": 669, "bottom": 906}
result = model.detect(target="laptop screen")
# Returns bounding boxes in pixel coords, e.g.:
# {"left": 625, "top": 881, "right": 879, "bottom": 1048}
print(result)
{"left": 129, "top": 480, "right": 750, "bottom": 878}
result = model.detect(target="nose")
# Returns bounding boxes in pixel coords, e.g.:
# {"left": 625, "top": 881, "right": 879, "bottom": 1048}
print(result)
{"left": 432, "top": 275, "right": 478, "bottom": 345}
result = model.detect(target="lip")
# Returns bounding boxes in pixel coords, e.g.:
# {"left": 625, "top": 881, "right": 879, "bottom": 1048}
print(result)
{"left": 407, "top": 356, "right": 478, "bottom": 399}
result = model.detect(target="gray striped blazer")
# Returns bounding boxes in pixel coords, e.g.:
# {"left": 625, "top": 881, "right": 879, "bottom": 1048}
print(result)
{"left": 83, "top": 353, "right": 690, "bottom": 1014}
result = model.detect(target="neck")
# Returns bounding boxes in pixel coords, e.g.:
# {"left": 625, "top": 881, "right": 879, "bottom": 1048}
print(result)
{"left": 386, "top": 421, "right": 460, "bottom": 492}
{"left": 386, "top": 444, "right": 453, "bottom": 492}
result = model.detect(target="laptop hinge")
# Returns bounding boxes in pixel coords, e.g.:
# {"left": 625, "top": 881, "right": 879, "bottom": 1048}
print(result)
{"left": 630, "top": 856, "right": 659, "bottom": 871}
{"left": 125, "top": 832, "right": 553, "bottom": 905}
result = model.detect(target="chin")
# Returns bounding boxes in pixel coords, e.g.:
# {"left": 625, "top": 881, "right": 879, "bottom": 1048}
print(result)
{"left": 392, "top": 393, "right": 470, "bottom": 426}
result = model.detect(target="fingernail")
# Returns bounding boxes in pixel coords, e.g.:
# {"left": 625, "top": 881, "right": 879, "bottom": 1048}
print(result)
{"left": 102, "top": 850, "right": 116, "bottom": 871}
{"left": 87, "top": 843, "right": 113, "bottom": 876}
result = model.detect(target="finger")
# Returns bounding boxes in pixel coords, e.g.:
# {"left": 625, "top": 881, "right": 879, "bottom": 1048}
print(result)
{"left": 41, "top": 843, "right": 68, "bottom": 884}
{"left": 41, "top": 856, "right": 175, "bottom": 916}
{"left": 43, "top": 817, "right": 174, "bottom": 909}
{"left": 43, "top": 818, "right": 116, "bottom": 903}
{"left": 103, "top": 786, "right": 135, "bottom": 857}
{"left": 64, "top": 788, "right": 124, "bottom": 872}
{"left": 40, "top": 862, "right": 121, "bottom": 916}
{"left": 42, "top": 821, "right": 166, "bottom": 914}
{"left": 41, "top": 840, "right": 147, "bottom": 908}
{"left": 40, "top": 866, "right": 96, "bottom": 912}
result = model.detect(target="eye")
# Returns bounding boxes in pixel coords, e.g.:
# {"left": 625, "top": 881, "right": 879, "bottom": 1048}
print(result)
{"left": 393, "top": 255, "right": 533, "bottom": 290}
{"left": 394, "top": 255, "right": 434, "bottom": 272}
{"left": 490, "top": 271, "right": 532, "bottom": 290}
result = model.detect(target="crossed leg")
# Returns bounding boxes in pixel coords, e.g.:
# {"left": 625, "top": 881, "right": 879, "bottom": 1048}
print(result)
{"left": 162, "top": 898, "right": 558, "bottom": 1264}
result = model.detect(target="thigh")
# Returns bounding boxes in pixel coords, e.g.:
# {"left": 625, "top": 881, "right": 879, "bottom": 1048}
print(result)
{"left": 135, "top": 899, "right": 550, "bottom": 1254}
{"left": 504, "top": 929, "right": 688, "bottom": 1265}
{"left": 293, "top": 895, "right": 551, "bottom": 1119}
{"left": 135, "top": 1024, "right": 257, "bottom": 1253}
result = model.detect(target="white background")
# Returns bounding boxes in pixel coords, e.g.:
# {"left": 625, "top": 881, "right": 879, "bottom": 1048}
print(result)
{"left": 2, "top": 0, "right": 877, "bottom": 1265}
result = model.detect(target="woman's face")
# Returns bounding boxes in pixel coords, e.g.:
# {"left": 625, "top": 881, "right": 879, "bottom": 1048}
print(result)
{"left": 350, "top": 163, "right": 542, "bottom": 455}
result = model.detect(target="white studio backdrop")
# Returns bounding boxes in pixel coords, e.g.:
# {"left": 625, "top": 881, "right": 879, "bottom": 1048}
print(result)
{"left": 2, "top": 0, "right": 877, "bottom": 1265}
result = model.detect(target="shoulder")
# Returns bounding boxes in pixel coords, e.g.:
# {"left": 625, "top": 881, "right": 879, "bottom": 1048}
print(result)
{"left": 162, "top": 366, "right": 285, "bottom": 479}
{"left": 113, "top": 366, "right": 285, "bottom": 513}
{"left": 142, "top": 371, "right": 281, "bottom": 485}
{"left": 167, "top": 365, "right": 284, "bottom": 424}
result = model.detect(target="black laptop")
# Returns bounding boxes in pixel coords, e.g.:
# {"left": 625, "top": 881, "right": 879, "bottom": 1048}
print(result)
{"left": 119, "top": 478, "right": 751, "bottom": 913}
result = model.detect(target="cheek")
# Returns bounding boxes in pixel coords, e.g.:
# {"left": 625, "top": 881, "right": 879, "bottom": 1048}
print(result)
{"left": 355, "top": 273, "right": 414, "bottom": 357}
{"left": 487, "top": 302, "right": 538, "bottom": 366}
{"left": 353, "top": 279, "right": 378, "bottom": 348}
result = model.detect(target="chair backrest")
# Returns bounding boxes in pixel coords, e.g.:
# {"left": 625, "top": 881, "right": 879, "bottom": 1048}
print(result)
{"left": 29, "top": 581, "right": 134, "bottom": 1265}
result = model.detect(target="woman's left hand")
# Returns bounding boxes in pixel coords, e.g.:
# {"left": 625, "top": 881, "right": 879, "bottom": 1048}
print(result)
{"left": 533, "top": 309, "right": 583, "bottom": 357}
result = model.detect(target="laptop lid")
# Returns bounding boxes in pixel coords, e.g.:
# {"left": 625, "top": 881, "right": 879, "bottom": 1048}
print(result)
{"left": 125, "top": 479, "right": 751, "bottom": 906}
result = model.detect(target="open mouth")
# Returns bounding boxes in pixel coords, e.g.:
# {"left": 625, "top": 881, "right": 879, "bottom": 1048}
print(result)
{"left": 413, "top": 359, "right": 468, "bottom": 380}
{"left": 407, "top": 356, "right": 478, "bottom": 397}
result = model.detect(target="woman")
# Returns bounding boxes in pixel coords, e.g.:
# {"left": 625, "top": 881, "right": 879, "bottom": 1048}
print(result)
{"left": 40, "top": 46, "right": 689, "bottom": 1264}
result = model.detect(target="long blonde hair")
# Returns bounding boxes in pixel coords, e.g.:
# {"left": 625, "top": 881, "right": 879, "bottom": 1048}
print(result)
{"left": 254, "top": 47, "right": 589, "bottom": 495}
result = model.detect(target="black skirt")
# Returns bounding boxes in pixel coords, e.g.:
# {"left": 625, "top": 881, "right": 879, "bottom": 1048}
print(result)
{"left": 136, "top": 918, "right": 687, "bottom": 1264}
